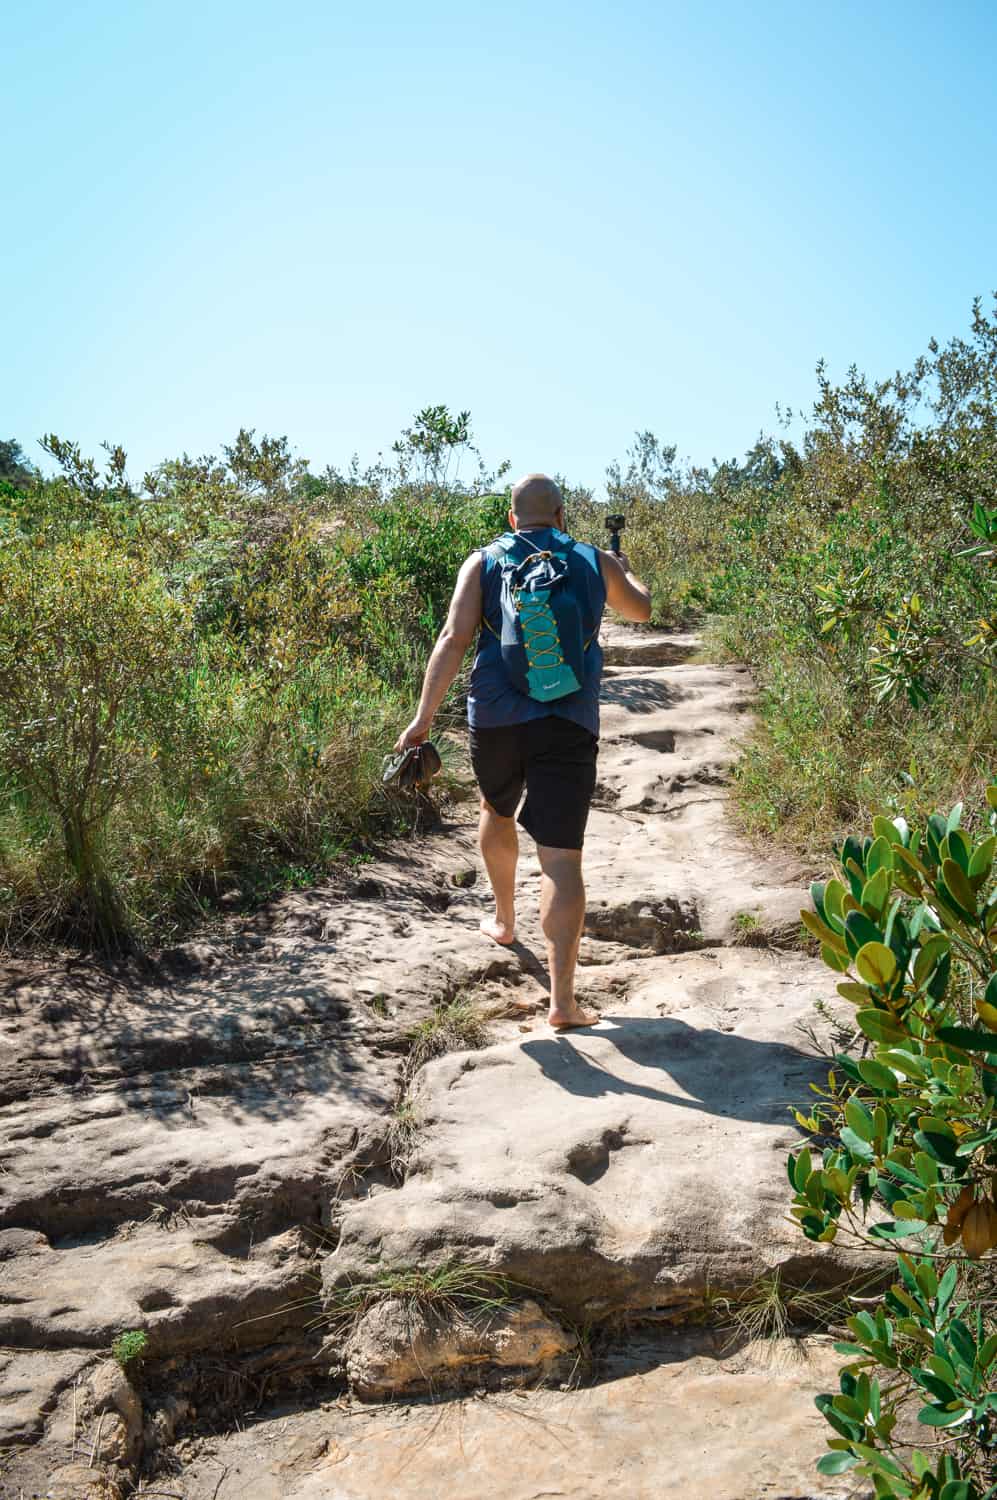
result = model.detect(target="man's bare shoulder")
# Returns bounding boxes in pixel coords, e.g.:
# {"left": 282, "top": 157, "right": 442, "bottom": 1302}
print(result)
{"left": 454, "top": 551, "right": 484, "bottom": 594}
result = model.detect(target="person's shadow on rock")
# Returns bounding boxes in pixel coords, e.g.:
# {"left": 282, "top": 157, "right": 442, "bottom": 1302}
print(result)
{"left": 520, "top": 1015, "right": 825, "bottom": 1126}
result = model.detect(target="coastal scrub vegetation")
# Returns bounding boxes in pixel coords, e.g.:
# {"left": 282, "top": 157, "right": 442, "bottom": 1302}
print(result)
{"left": 786, "top": 789, "right": 997, "bottom": 1495}
{"left": 0, "top": 416, "right": 508, "bottom": 949}
{"left": 572, "top": 295, "right": 996, "bottom": 855}
{"left": 1, "top": 298, "right": 994, "bottom": 949}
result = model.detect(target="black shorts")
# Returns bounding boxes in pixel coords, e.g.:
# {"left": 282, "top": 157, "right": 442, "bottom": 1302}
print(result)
{"left": 469, "top": 717, "right": 599, "bottom": 851}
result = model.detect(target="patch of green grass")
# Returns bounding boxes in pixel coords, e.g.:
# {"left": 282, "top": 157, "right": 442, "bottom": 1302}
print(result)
{"left": 323, "top": 1262, "right": 527, "bottom": 1334}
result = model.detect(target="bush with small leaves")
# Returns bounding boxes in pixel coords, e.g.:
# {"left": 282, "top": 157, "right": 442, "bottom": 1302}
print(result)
{"left": 0, "top": 535, "right": 191, "bottom": 949}
{"left": 111, "top": 1329, "right": 148, "bottom": 1368}
{"left": 786, "top": 783, "right": 997, "bottom": 1495}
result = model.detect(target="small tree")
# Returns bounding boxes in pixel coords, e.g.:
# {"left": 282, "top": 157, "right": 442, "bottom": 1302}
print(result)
{"left": 0, "top": 535, "right": 190, "bottom": 949}
{"left": 0, "top": 438, "right": 38, "bottom": 491}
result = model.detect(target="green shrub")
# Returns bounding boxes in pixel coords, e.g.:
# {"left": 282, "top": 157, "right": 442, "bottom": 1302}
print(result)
{"left": 346, "top": 490, "right": 508, "bottom": 638}
{"left": 594, "top": 300, "right": 997, "bottom": 850}
{"left": 111, "top": 1329, "right": 148, "bottom": 1368}
{"left": 785, "top": 784, "right": 997, "bottom": 1495}
{"left": 0, "top": 414, "right": 512, "bottom": 949}
{"left": 0, "top": 534, "right": 190, "bottom": 949}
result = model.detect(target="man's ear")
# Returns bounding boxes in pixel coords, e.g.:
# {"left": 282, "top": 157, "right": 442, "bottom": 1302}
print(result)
{"left": 508, "top": 510, "right": 517, "bottom": 531}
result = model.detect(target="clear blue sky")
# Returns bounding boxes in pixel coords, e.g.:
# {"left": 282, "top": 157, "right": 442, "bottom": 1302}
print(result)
{"left": 4, "top": 0, "right": 996, "bottom": 488}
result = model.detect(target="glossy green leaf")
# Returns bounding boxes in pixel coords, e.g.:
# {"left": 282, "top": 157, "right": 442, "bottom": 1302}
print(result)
{"left": 861, "top": 867, "right": 891, "bottom": 916}
{"left": 869, "top": 1218, "right": 929, "bottom": 1239}
{"left": 856, "top": 941, "right": 898, "bottom": 988}
{"left": 856, "top": 1009, "right": 905, "bottom": 1044}
{"left": 837, "top": 981, "right": 871, "bottom": 1004}
{"left": 936, "top": 1026, "right": 997, "bottom": 1056}
{"left": 801, "top": 908, "right": 848, "bottom": 954}
{"left": 914, "top": 933, "right": 950, "bottom": 986}
{"left": 845, "top": 1097, "right": 875, "bottom": 1141}
{"left": 824, "top": 877, "right": 847, "bottom": 922}
{"left": 936, "top": 1262, "right": 958, "bottom": 1316}
{"left": 945, "top": 829, "right": 973, "bottom": 873}
{"left": 840, "top": 1126, "right": 875, "bottom": 1162}
{"left": 917, "top": 1403, "right": 970, "bottom": 1427}
{"left": 844, "top": 909, "right": 884, "bottom": 957}
{"left": 821, "top": 943, "right": 851, "bottom": 973}
{"left": 867, "top": 836, "right": 894, "bottom": 875}
{"left": 913, "top": 1151, "right": 938, "bottom": 1186}
{"left": 857, "top": 1058, "right": 897, "bottom": 1092}
{"left": 969, "top": 835, "right": 997, "bottom": 880}
{"left": 942, "top": 859, "right": 978, "bottom": 918}
{"left": 913, "top": 1129, "right": 959, "bottom": 1166}
{"left": 816, "top": 1451, "right": 859, "bottom": 1475}
{"left": 878, "top": 1048, "right": 929, "bottom": 1080}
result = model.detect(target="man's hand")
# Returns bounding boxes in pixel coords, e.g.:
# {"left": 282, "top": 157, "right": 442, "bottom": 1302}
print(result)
{"left": 615, "top": 549, "right": 634, "bottom": 574}
{"left": 394, "top": 718, "right": 432, "bottom": 754}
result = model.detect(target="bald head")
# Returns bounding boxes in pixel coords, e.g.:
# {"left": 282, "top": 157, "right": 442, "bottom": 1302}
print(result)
{"left": 511, "top": 473, "right": 563, "bottom": 528}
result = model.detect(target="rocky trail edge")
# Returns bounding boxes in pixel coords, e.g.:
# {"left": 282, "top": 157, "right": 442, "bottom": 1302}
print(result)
{"left": 1, "top": 623, "right": 869, "bottom": 1500}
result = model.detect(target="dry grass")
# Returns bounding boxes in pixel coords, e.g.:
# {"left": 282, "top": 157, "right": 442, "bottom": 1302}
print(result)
{"left": 405, "top": 996, "right": 490, "bottom": 1076}
{"left": 323, "top": 1262, "right": 527, "bottom": 1336}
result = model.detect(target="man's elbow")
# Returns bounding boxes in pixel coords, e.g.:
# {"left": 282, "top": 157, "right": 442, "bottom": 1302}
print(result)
{"left": 438, "top": 625, "right": 475, "bottom": 657}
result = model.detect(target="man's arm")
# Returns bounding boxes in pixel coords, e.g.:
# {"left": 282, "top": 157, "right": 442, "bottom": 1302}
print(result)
{"left": 598, "top": 548, "right": 653, "bottom": 622}
{"left": 394, "top": 553, "right": 483, "bottom": 751}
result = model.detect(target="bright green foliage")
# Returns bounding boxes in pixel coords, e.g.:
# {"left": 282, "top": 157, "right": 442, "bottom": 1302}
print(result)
{"left": 786, "top": 786, "right": 997, "bottom": 1496}
{"left": 111, "top": 1329, "right": 148, "bottom": 1367}
{"left": 346, "top": 491, "right": 509, "bottom": 638}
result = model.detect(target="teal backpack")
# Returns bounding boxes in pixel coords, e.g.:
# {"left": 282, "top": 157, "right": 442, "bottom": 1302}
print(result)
{"left": 481, "top": 532, "right": 595, "bottom": 702}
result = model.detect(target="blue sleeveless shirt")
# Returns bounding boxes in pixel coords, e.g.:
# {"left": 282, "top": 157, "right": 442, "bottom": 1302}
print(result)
{"left": 468, "top": 527, "right": 606, "bottom": 735}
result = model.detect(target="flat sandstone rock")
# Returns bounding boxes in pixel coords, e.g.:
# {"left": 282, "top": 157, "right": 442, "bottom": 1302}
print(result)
{"left": 326, "top": 947, "right": 849, "bottom": 1322}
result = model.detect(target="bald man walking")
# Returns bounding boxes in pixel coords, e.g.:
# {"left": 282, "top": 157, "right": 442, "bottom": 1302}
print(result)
{"left": 395, "top": 475, "right": 652, "bottom": 1028}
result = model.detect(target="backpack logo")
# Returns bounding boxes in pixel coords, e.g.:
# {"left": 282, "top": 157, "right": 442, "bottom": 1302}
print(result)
{"left": 483, "top": 534, "right": 591, "bottom": 703}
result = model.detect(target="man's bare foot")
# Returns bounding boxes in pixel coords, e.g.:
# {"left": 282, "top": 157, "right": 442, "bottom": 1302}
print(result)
{"left": 480, "top": 915, "right": 515, "bottom": 946}
{"left": 548, "top": 1006, "right": 600, "bottom": 1029}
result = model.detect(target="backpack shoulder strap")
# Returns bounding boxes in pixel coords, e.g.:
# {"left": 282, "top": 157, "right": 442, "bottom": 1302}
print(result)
{"left": 482, "top": 533, "right": 522, "bottom": 564}
{"left": 480, "top": 534, "right": 518, "bottom": 637}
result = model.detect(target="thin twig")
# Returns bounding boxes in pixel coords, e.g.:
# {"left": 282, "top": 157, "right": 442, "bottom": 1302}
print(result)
{"left": 89, "top": 1412, "right": 104, "bottom": 1467}
{"left": 210, "top": 1464, "right": 230, "bottom": 1500}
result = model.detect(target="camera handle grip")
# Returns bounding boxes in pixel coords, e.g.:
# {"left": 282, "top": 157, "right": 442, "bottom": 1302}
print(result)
{"left": 609, "top": 529, "right": 621, "bottom": 556}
